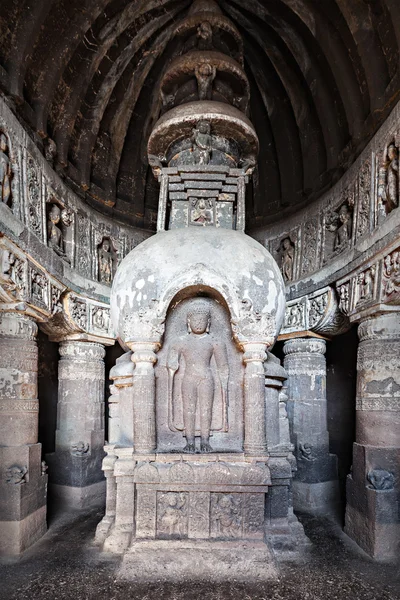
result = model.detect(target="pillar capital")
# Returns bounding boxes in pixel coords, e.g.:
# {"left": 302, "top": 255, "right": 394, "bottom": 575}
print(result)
{"left": 59, "top": 339, "right": 105, "bottom": 360}
{"left": 283, "top": 337, "right": 326, "bottom": 356}
{"left": 357, "top": 312, "right": 400, "bottom": 342}
{"left": 0, "top": 311, "right": 37, "bottom": 340}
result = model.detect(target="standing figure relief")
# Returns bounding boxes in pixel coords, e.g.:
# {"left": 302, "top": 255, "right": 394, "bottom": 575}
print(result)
{"left": 167, "top": 304, "right": 229, "bottom": 453}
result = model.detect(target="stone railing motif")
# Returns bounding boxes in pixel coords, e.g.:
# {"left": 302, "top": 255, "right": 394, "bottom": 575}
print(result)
{"left": 252, "top": 100, "right": 400, "bottom": 297}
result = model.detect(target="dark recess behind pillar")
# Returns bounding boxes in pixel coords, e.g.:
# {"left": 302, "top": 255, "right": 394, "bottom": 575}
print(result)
{"left": 326, "top": 326, "right": 358, "bottom": 517}
{"left": 37, "top": 330, "right": 59, "bottom": 455}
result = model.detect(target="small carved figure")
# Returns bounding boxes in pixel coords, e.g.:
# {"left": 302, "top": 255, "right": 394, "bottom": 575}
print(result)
{"left": 383, "top": 250, "right": 400, "bottom": 299}
{"left": 195, "top": 62, "right": 216, "bottom": 101}
{"left": 331, "top": 203, "right": 353, "bottom": 251}
{"left": 298, "top": 442, "right": 315, "bottom": 462}
{"left": 378, "top": 142, "right": 399, "bottom": 214}
{"left": 338, "top": 284, "right": 350, "bottom": 314}
{"left": 98, "top": 238, "right": 114, "bottom": 285}
{"left": 183, "top": 21, "right": 213, "bottom": 53}
{"left": 71, "top": 441, "right": 89, "bottom": 456}
{"left": 1, "top": 248, "right": 13, "bottom": 279}
{"left": 31, "top": 270, "right": 46, "bottom": 304}
{"left": 160, "top": 493, "right": 187, "bottom": 535}
{"left": 47, "top": 204, "right": 69, "bottom": 261}
{"left": 191, "top": 120, "right": 212, "bottom": 165}
{"left": 357, "top": 266, "right": 375, "bottom": 304}
{"left": 280, "top": 237, "right": 295, "bottom": 282}
{"left": 0, "top": 132, "right": 12, "bottom": 205}
{"left": 214, "top": 494, "right": 241, "bottom": 537}
{"left": 190, "top": 198, "right": 214, "bottom": 225}
{"left": 167, "top": 303, "right": 229, "bottom": 452}
{"left": 367, "top": 468, "right": 395, "bottom": 490}
{"left": 93, "top": 307, "right": 110, "bottom": 332}
{"left": 6, "top": 465, "right": 28, "bottom": 484}
{"left": 309, "top": 294, "right": 328, "bottom": 326}
{"left": 44, "top": 138, "right": 57, "bottom": 168}
{"left": 286, "top": 304, "right": 302, "bottom": 328}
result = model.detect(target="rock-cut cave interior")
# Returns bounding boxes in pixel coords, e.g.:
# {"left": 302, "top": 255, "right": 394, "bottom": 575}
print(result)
{"left": 0, "top": 1, "right": 399, "bottom": 598}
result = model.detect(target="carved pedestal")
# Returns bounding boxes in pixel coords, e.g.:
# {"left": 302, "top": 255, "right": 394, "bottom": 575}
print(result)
{"left": 345, "top": 313, "right": 400, "bottom": 560}
{"left": 283, "top": 338, "right": 339, "bottom": 514}
{"left": 46, "top": 340, "right": 106, "bottom": 508}
{"left": 0, "top": 313, "right": 47, "bottom": 556}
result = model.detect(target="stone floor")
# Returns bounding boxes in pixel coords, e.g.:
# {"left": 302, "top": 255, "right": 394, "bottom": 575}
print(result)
{"left": 0, "top": 506, "right": 399, "bottom": 600}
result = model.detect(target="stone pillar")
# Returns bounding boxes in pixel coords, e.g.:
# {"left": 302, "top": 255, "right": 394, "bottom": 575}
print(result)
{"left": 130, "top": 343, "right": 158, "bottom": 453}
{"left": 243, "top": 342, "right": 268, "bottom": 455}
{"left": 283, "top": 338, "right": 339, "bottom": 514}
{"left": 264, "top": 351, "right": 287, "bottom": 451}
{"left": 95, "top": 351, "right": 134, "bottom": 544}
{"left": 46, "top": 340, "right": 106, "bottom": 508}
{"left": 0, "top": 312, "right": 47, "bottom": 556}
{"left": 345, "top": 313, "right": 400, "bottom": 560}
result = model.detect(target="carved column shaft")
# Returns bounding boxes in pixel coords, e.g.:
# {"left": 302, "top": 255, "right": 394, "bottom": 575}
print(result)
{"left": 345, "top": 313, "right": 400, "bottom": 560}
{"left": 0, "top": 313, "right": 47, "bottom": 556}
{"left": 46, "top": 340, "right": 106, "bottom": 508}
{"left": 130, "top": 343, "right": 158, "bottom": 453}
{"left": 283, "top": 338, "right": 338, "bottom": 514}
{"left": 243, "top": 343, "right": 268, "bottom": 455}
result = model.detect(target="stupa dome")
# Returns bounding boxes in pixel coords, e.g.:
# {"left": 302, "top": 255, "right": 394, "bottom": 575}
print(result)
{"left": 111, "top": 227, "right": 285, "bottom": 347}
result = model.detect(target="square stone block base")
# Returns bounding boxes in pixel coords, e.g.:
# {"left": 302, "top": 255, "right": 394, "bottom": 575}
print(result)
{"left": 293, "top": 479, "right": 340, "bottom": 515}
{"left": 345, "top": 475, "right": 399, "bottom": 561}
{"left": 117, "top": 539, "right": 278, "bottom": 582}
{"left": 0, "top": 505, "right": 47, "bottom": 556}
{"left": 49, "top": 480, "right": 106, "bottom": 510}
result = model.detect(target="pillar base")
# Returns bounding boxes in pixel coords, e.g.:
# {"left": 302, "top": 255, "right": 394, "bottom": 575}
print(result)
{"left": 49, "top": 480, "right": 106, "bottom": 510}
{"left": 293, "top": 479, "right": 340, "bottom": 515}
{"left": 345, "top": 474, "right": 399, "bottom": 561}
{"left": 0, "top": 505, "right": 47, "bottom": 556}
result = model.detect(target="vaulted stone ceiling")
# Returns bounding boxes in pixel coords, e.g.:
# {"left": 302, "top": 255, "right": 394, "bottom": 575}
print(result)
{"left": 0, "top": 0, "right": 399, "bottom": 229}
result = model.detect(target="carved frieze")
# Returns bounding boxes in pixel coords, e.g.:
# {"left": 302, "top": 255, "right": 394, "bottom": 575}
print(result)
{"left": 356, "top": 160, "right": 371, "bottom": 239}
{"left": 301, "top": 217, "right": 320, "bottom": 275}
{"left": 279, "top": 286, "right": 349, "bottom": 338}
{"left": 0, "top": 130, "right": 12, "bottom": 207}
{"left": 336, "top": 241, "right": 400, "bottom": 320}
{"left": 25, "top": 154, "right": 44, "bottom": 240}
{"left": 377, "top": 141, "right": 399, "bottom": 219}
{"left": 382, "top": 249, "right": 400, "bottom": 304}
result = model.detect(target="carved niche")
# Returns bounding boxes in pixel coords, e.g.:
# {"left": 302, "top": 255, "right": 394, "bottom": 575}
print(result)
{"left": 378, "top": 141, "right": 399, "bottom": 218}
{"left": 97, "top": 237, "right": 117, "bottom": 285}
{"left": 156, "top": 296, "right": 244, "bottom": 453}
{"left": 46, "top": 201, "right": 72, "bottom": 263}
{"left": 0, "top": 130, "right": 12, "bottom": 206}
{"left": 271, "top": 233, "right": 297, "bottom": 283}
{"left": 324, "top": 192, "right": 354, "bottom": 259}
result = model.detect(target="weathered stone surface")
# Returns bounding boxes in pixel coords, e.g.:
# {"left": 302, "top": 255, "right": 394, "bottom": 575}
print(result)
{"left": 0, "top": 312, "right": 47, "bottom": 556}
{"left": 345, "top": 312, "right": 400, "bottom": 560}
{"left": 283, "top": 338, "right": 339, "bottom": 514}
{"left": 46, "top": 340, "right": 106, "bottom": 509}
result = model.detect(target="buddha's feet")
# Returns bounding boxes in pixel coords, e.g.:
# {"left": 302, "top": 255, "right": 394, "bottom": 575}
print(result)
{"left": 200, "top": 441, "right": 213, "bottom": 453}
{"left": 183, "top": 443, "right": 196, "bottom": 453}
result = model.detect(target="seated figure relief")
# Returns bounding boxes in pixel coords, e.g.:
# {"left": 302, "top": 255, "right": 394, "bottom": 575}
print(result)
{"left": 166, "top": 301, "right": 229, "bottom": 453}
